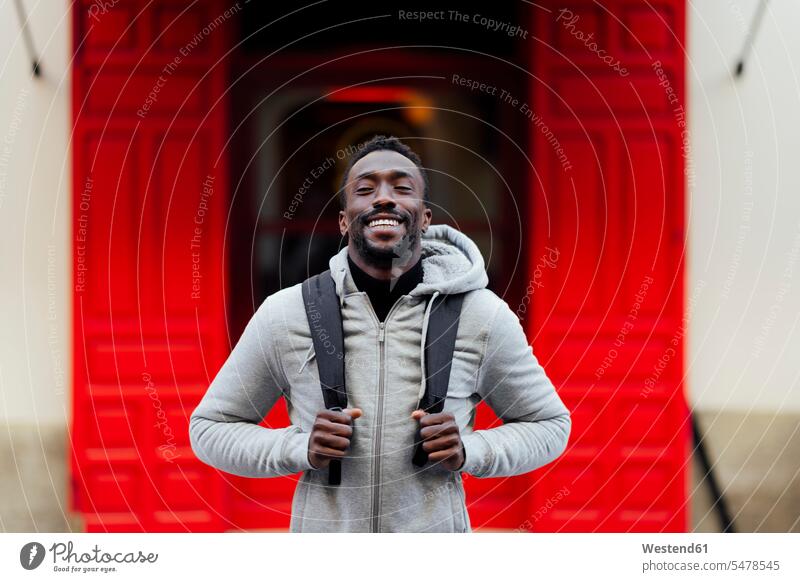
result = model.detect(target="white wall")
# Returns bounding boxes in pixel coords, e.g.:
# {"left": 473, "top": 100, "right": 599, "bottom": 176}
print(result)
{"left": 0, "top": 1, "right": 70, "bottom": 425}
{"left": 688, "top": 0, "right": 800, "bottom": 412}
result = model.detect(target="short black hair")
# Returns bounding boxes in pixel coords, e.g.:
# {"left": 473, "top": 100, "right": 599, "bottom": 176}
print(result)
{"left": 338, "top": 135, "right": 430, "bottom": 209}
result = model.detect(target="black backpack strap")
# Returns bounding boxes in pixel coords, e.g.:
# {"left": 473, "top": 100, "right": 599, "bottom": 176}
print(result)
{"left": 412, "top": 292, "right": 465, "bottom": 467}
{"left": 301, "top": 270, "right": 347, "bottom": 485}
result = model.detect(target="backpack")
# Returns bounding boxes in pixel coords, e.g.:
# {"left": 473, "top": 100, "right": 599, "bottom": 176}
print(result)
{"left": 301, "top": 269, "right": 465, "bottom": 485}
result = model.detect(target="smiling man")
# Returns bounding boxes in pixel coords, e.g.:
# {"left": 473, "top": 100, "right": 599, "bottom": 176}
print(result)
{"left": 190, "top": 135, "right": 571, "bottom": 532}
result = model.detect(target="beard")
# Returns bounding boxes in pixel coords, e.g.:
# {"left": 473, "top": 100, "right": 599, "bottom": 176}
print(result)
{"left": 349, "top": 208, "right": 422, "bottom": 270}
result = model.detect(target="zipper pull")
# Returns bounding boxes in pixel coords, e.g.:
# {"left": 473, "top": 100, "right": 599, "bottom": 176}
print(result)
{"left": 378, "top": 322, "right": 385, "bottom": 343}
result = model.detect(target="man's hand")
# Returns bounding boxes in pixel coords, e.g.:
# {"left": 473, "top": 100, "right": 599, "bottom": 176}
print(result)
{"left": 308, "top": 408, "right": 362, "bottom": 470}
{"left": 411, "top": 410, "right": 465, "bottom": 471}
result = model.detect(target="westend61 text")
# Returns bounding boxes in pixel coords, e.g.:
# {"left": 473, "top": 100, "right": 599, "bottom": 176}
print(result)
{"left": 642, "top": 543, "right": 708, "bottom": 554}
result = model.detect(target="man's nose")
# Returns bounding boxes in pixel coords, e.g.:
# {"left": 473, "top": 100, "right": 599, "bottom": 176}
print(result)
{"left": 373, "top": 181, "right": 395, "bottom": 206}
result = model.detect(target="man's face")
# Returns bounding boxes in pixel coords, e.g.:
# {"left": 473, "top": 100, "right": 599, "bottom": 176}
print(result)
{"left": 339, "top": 150, "right": 432, "bottom": 268}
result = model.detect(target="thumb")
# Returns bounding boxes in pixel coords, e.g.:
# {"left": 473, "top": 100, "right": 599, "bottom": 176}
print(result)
{"left": 343, "top": 407, "right": 363, "bottom": 419}
{"left": 411, "top": 409, "right": 427, "bottom": 421}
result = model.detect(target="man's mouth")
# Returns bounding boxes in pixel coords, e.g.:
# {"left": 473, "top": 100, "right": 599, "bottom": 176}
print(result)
{"left": 365, "top": 216, "right": 404, "bottom": 232}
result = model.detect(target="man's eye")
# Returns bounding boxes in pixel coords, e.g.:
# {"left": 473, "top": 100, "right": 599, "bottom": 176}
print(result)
{"left": 396, "top": 186, "right": 412, "bottom": 192}
{"left": 356, "top": 187, "right": 373, "bottom": 194}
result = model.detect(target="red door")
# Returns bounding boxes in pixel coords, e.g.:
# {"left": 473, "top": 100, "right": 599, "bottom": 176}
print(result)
{"left": 71, "top": 0, "right": 232, "bottom": 531}
{"left": 525, "top": 0, "right": 689, "bottom": 531}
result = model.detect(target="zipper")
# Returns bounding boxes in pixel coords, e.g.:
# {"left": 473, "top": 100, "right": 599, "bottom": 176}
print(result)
{"left": 363, "top": 294, "right": 407, "bottom": 533}
{"left": 372, "top": 321, "right": 386, "bottom": 533}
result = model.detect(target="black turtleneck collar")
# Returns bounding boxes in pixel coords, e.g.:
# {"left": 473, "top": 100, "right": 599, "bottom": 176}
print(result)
{"left": 347, "top": 253, "right": 424, "bottom": 322}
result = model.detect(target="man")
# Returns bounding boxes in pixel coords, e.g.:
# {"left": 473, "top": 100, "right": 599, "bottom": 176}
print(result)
{"left": 189, "top": 135, "right": 571, "bottom": 532}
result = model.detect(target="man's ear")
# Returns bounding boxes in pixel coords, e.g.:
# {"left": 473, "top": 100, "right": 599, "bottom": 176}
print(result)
{"left": 422, "top": 207, "right": 432, "bottom": 233}
{"left": 339, "top": 210, "right": 348, "bottom": 236}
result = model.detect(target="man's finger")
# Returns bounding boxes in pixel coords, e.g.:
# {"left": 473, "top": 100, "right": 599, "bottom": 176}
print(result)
{"left": 343, "top": 407, "right": 363, "bottom": 420}
{"left": 421, "top": 434, "right": 460, "bottom": 453}
{"left": 419, "top": 421, "right": 457, "bottom": 440}
{"left": 316, "top": 433, "right": 351, "bottom": 451}
{"left": 417, "top": 411, "right": 455, "bottom": 427}
{"left": 313, "top": 446, "right": 347, "bottom": 459}
{"left": 322, "top": 421, "right": 353, "bottom": 439}
{"left": 320, "top": 407, "right": 362, "bottom": 425}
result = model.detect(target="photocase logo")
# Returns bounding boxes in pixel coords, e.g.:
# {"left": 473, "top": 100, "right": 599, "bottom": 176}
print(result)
{"left": 20, "top": 542, "right": 46, "bottom": 570}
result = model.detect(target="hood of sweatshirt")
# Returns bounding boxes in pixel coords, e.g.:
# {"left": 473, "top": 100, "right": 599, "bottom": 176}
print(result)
{"left": 328, "top": 223, "right": 489, "bottom": 303}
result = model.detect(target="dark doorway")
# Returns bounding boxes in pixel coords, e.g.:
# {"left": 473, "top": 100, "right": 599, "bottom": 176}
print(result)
{"left": 228, "top": 2, "right": 533, "bottom": 337}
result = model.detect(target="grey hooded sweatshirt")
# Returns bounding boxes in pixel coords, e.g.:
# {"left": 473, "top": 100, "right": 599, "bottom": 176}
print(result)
{"left": 189, "top": 224, "right": 571, "bottom": 532}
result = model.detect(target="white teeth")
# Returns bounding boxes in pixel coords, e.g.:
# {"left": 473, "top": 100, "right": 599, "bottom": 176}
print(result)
{"left": 368, "top": 218, "right": 400, "bottom": 227}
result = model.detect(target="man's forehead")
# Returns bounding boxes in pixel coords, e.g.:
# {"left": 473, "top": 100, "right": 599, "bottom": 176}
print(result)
{"left": 350, "top": 150, "right": 422, "bottom": 180}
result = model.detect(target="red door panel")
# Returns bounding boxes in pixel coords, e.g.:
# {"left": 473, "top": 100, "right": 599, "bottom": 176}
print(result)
{"left": 525, "top": 0, "right": 688, "bottom": 532}
{"left": 72, "top": 0, "right": 232, "bottom": 532}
